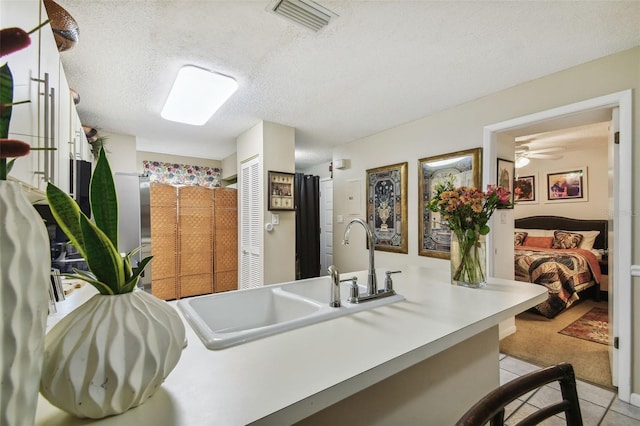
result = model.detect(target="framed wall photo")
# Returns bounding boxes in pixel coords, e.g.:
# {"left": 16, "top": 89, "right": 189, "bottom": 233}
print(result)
{"left": 418, "top": 148, "right": 482, "bottom": 259}
{"left": 366, "top": 162, "right": 408, "bottom": 253}
{"left": 497, "top": 158, "right": 515, "bottom": 208}
{"left": 546, "top": 167, "right": 588, "bottom": 203}
{"left": 268, "top": 171, "right": 295, "bottom": 211}
{"left": 514, "top": 174, "right": 537, "bottom": 204}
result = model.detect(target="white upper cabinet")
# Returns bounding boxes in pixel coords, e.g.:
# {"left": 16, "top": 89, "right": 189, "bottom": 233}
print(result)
{"left": 34, "top": 2, "right": 62, "bottom": 190}
{"left": 2, "top": 0, "right": 84, "bottom": 193}
{"left": 1, "top": 0, "right": 41, "bottom": 188}
{"left": 56, "top": 61, "right": 71, "bottom": 193}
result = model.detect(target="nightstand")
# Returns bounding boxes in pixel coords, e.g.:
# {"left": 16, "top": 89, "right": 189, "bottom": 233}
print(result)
{"left": 598, "top": 254, "right": 609, "bottom": 294}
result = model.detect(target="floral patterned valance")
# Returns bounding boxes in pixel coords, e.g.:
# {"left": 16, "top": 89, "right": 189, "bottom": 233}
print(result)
{"left": 143, "top": 160, "right": 221, "bottom": 188}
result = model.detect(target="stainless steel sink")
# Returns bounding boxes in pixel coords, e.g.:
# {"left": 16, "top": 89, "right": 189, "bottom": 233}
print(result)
{"left": 178, "top": 275, "right": 404, "bottom": 350}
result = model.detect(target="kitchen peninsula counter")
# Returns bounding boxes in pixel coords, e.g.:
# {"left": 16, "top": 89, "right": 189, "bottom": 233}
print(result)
{"left": 35, "top": 265, "right": 547, "bottom": 425}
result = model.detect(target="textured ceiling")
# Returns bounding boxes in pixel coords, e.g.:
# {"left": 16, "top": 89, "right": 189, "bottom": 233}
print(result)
{"left": 54, "top": 0, "right": 640, "bottom": 169}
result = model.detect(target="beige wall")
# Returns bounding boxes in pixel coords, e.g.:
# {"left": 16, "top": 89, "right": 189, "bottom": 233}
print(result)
{"left": 236, "top": 121, "right": 296, "bottom": 286}
{"left": 222, "top": 152, "right": 237, "bottom": 180}
{"left": 99, "top": 132, "right": 224, "bottom": 176}
{"left": 514, "top": 142, "right": 609, "bottom": 219}
{"left": 331, "top": 46, "right": 639, "bottom": 394}
{"left": 262, "top": 122, "right": 296, "bottom": 284}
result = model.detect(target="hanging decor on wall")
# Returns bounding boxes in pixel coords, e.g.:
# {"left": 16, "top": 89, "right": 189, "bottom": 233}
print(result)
{"left": 418, "top": 148, "right": 482, "bottom": 259}
{"left": 143, "top": 160, "right": 221, "bottom": 188}
{"left": 366, "top": 162, "right": 408, "bottom": 253}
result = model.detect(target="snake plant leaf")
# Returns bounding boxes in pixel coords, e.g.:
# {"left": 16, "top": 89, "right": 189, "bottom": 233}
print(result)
{"left": 123, "top": 256, "right": 133, "bottom": 281}
{"left": 0, "top": 64, "right": 13, "bottom": 139}
{"left": 6, "top": 158, "right": 15, "bottom": 173}
{"left": 123, "top": 247, "right": 141, "bottom": 281}
{"left": 120, "top": 255, "right": 153, "bottom": 294}
{"left": 65, "top": 269, "right": 114, "bottom": 295}
{"left": 79, "top": 214, "right": 124, "bottom": 293}
{"left": 90, "top": 147, "right": 118, "bottom": 249}
{"left": 46, "top": 182, "right": 88, "bottom": 260}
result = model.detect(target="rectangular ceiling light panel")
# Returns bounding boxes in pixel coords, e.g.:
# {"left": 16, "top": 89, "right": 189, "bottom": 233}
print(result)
{"left": 161, "top": 65, "right": 238, "bottom": 126}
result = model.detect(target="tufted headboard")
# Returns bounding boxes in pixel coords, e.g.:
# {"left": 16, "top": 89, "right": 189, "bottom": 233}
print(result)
{"left": 514, "top": 215, "right": 608, "bottom": 251}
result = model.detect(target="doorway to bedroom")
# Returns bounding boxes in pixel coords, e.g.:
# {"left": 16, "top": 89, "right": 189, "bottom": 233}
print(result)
{"left": 483, "top": 90, "right": 633, "bottom": 401}
{"left": 502, "top": 119, "right": 612, "bottom": 389}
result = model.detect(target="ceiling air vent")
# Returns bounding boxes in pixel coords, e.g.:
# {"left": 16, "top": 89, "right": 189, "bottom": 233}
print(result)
{"left": 270, "top": 0, "right": 337, "bottom": 31}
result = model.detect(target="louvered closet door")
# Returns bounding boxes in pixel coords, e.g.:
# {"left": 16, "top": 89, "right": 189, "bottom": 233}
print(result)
{"left": 240, "top": 157, "right": 262, "bottom": 289}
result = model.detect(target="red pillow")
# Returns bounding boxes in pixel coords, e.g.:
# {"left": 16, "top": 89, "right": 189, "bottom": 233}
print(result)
{"left": 523, "top": 236, "right": 554, "bottom": 249}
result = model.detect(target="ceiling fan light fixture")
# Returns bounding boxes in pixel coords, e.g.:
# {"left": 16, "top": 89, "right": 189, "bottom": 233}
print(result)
{"left": 515, "top": 156, "right": 530, "bottom": 169}
{"left": 161, "top": 65, "right": 238, "bottom": 126}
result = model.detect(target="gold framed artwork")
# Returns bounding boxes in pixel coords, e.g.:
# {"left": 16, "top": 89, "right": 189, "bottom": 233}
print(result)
{"left": 418, "top": 148, "right": 482, "bottom": 259}
{"left": 268, "top": 171, "right": 295, "bottom": 211}
{"left": 366, "top": 162, "right": 408, "bottom": 253}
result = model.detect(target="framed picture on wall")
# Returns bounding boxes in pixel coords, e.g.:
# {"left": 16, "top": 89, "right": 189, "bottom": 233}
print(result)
{"left": 546, "top": 167, "right": 588, "bottom": 203}
{"left": 268, "top": 171, "right": 295, "bottom": 210}
{"left": 366, "top": 162, "right": 408, "bottom": 253}
{"left": 497, "top": 158, "right": 515, "bottom": 208}
{"left": 514, "top": 174, "right": 537, "bottom": 204}
{"left": 418, "top": 148, "right": 482, "bottom": 259}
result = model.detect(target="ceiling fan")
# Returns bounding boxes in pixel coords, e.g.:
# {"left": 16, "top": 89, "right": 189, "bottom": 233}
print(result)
{"left": 514, "top": 145, "right": 564, "bottom": 168}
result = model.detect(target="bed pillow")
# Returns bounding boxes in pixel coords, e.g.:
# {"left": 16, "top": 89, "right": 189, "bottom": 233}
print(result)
{"left": 575, "top": 230, "right": 601, "bottom": 250}
{"left": 515, "top": 228, "right": 552, "bottom": 237}
{"left": 514, "top": 232, "right": 528, "bottom": 246}
{"left": 523, "top": 236, "right": 554, "bottom": 249}
{"left": 552, "top": 231, "right": 584, "bottom": 249}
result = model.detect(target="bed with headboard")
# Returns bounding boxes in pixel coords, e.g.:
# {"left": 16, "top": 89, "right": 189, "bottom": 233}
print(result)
{"left": 513, "top": 216, "right": 607, "bottom": 318}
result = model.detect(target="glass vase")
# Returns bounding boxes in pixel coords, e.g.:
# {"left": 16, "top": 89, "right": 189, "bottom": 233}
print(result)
{"left": 450, "top": 231, "right": 486, "bottom": 288}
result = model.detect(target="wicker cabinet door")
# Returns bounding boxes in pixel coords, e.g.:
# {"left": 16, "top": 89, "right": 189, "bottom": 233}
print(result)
{"left": 213, "top": 188, "right": 238, "bottom": 293}
{"left": 149, "top": 184, "right": 178, "bottom": 300}
{"left": 178, "top": 186, "right": 214, "bottom": 298}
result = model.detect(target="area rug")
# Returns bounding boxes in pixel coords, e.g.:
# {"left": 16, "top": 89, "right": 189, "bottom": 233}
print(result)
{"left": 559, "top": 306, "right": 609, "bottom": 345}
{"left": 500, "top": 300, "right": 613, "bottom": 389}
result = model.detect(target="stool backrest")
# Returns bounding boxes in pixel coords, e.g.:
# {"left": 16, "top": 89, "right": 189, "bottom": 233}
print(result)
{"left": 455, "top": 363, "right": 583, "bottom": 426}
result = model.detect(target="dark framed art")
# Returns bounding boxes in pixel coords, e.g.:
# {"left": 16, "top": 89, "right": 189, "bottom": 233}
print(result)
{"left": 514, "top": 174, "right": 537, "bottom": 203}
{"left": 366, "top": 162, "right": 408, "bottom": 253}
{"left": 418, "top": 148, "right": 482, "bottom": 259}
{"left": 546, "top": 167, "right": 588, "bottom": 202}
{"left": 497, "top": 158, "right": 514, "bottom": 208}
{"left": 268, "top": 171, "right": 295, "bottom": 210}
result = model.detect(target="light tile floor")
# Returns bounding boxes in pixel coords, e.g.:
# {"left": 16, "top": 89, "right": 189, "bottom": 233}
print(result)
{"left": 499, "top": 354, "right": 640, "bottom": 425}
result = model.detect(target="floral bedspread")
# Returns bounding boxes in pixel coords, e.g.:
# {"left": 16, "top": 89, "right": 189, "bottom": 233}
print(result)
{"left": 514, "top": 247, "right": 602, "bottom": 318}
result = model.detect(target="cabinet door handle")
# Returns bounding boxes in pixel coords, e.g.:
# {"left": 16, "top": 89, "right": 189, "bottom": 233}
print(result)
{"left": 49, "top": 86, "right": 55, "bottom": 183}
{"left": 43, "top": 72, "right": 50, "bottom": 181}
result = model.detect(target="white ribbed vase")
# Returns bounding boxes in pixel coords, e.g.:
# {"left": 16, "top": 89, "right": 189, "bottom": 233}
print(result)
{"left": 0, "top": 181, "right": 51, "bottom": 426}
{"left": 40, "top": 290, "right": 186, "bottom": 419}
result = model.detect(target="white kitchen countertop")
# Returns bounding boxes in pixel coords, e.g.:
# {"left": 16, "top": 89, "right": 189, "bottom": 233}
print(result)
{"left": 35, "top": 265, "right": 547, "bottom": 425}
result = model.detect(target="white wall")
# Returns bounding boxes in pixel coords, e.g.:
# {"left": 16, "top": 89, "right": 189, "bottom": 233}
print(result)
{"left": 298, "top": 160, "right": 332, "bottom": 179}
{"left": 102, "top": 131, "right": 137, "bottom": 174}
{"left": 514, "top": 142, "right": 609, "bottom": 220}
